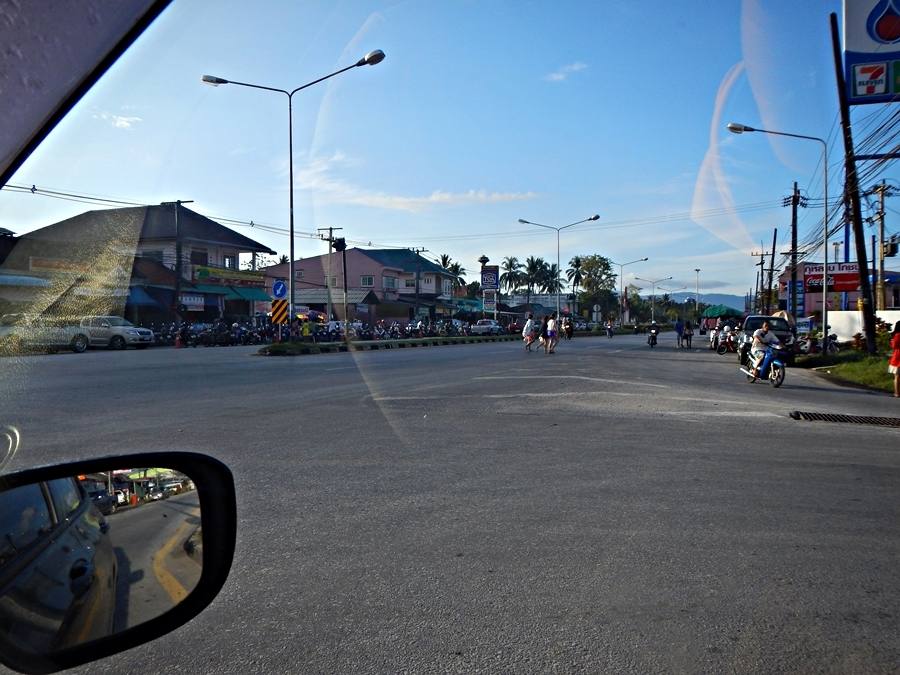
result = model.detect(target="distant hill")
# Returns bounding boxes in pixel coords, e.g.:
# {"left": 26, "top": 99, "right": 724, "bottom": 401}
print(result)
{"left": 643, "top": 291, "right": 747, "bottom": 311}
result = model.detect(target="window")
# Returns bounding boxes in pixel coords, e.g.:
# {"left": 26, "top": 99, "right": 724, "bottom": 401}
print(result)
{"left": 330, "top": 276, "right": 338, "bottom": 287}
{"left": 190, "top": 250, "right": 208, "bottom": 265}
{"left": 295, "top": 270, "right": 304, "bottom": 280}
{"left": 424, "top": 275, "right": 433, "bottom": 284}
{"left": 361, "top": 275, "right": 374, "bottom": 287}
{"left": 0, "top": 483, "right": 52, "bottom": 566}
{"left": 48, "top": 478, "right": 82, "bottom": 520}
{"left": 223, "top": 255, "right": 236, "bottom": 269}
{"left": 405, "top": 279, "right": 416, "bottom": 288}
{"left": 383, "top": 276, "right": 397, "bottom": 289}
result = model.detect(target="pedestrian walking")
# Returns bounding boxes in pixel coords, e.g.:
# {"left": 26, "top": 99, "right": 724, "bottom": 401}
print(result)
{"left": 889, "top": 320, "right": 900, "bottom": 398}
{"left": 675, "top": 317, "right": 684, "bottom": 349}
{"left": 538, "top": 315, "right": 549, "bottom": 352}
{"left": 522, "top": 313, "right": 536, "bottom": 352}
{"left": 547, "top": 312, "right": 558, "bottom": 354}
{"left": 683, "top": 320, "right": 693, "bottom": 349}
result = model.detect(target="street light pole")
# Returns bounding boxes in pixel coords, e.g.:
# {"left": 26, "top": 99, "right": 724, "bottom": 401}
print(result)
{"left": 727, "top": 122, "right": 828, "bottom": 338}
{"left": 518, "top": 214, "right": 600, "bottom": 318}
{"left": 202, "top": 49, "right": 385, "bottom": 319}
{"left": 634, "top": 276, "right": 673, "bottom": 323}
{"left": 610, "top": 257, "right": 648, "bottom": 325}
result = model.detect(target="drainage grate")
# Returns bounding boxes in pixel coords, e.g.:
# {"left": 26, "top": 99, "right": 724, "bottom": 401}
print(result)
{"left": 789, "top": 411, "right": 900, "bottom": 428}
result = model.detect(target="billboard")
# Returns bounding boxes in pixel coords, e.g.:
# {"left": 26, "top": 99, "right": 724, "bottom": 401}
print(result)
{"left": 804, "top": 262, "right": 861, "bottom": 292}
{"left": 844, "top": 0, "right": 900, "bottom": 104}
{"left": 480, "top": 265, "right": 500, "bottom": 290}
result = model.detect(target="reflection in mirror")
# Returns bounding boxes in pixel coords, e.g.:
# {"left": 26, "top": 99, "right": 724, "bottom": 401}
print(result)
{"left": 0, "top": 467, "right": 202, "bottom": 657}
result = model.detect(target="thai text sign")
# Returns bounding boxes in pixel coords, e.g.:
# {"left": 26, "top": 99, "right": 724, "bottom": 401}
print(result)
{"left": 844, "top": 0, "right": 900, "bottom": 104}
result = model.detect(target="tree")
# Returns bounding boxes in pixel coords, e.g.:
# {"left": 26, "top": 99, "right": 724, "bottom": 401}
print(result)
{"left": 567, "top": 256, "right": 583, "bottom": 315}
{"left": 578, "top": 254, "right": 616, "bottom": 293}
{"left": 278, "top": 254, "right": 289, "bottom": 265}
{"left": 465, "top": 280, "right": 481, "bottom": 299}
{"left": 541, "top": 263, "right": 562, "bottom": 294}
{"left": 439, "top": 253, "right": 453, "bottom": 269}
{"left": 447, "top": 262, "right": 467, "bottom": 289}
{"left": 500, "top": 256, "right": 523, "bottom": 294}
{"left": 523, "top": 256, "right": 546, "bottom": 309}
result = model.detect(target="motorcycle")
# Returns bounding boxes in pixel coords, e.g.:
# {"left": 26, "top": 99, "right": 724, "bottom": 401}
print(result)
{"left": 739, "top": 345, "right": 788, "bottom": 388}
{"left": 647, "top": 326, "right": 658, "bottom": 348}
{"left": 716, "top": 332, "right": 737, "bottom": 355}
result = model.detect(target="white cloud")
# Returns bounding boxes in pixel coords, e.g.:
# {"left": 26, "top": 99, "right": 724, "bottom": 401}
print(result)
{"left": 544, "top": 62, "right": 588, "bottom": 82}
{"left": 294, "top": 152, "right": 536, "bottom": 212}
{"left": 93, "top": 111, "right": 143, "bottom": 129}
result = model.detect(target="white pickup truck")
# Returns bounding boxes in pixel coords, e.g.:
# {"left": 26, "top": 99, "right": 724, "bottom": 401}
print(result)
{"left": 468, "top": 319, "right": 503, "bottom": 335}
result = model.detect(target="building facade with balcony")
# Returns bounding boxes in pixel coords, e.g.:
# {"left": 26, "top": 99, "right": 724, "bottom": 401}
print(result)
{"left": 262, "top": 248, "right": 456, "bottom": 322}
{"left": 0, "top": 205, "right": 275, "bottom": 324}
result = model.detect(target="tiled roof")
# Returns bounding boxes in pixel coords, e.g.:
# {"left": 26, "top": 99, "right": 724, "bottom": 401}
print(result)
{"left": 358, "top": 249, "right": 448, "bottom": 275}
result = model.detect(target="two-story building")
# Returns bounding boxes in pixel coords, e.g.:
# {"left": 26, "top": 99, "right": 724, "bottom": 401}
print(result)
{"left": 1, "top": 205, "right": 275, "bottom": 323}
{"left": 262, "top": 248, "right": 457, "bottom": 323}
{"left": 777, "top": 261, "right": 899, "bottom": 315}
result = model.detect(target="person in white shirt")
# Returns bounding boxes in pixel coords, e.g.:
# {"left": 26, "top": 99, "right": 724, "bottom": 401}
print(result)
{"left": 546, "top": 313, "right": 558, "bottom": 354}
{"left": 750, "top": 321, "right": 781, "bottom": 379}
{"left": 521, "top": 313, "right": 535, "bottom": 352}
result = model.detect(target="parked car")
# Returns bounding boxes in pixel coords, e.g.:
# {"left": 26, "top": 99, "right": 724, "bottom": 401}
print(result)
{"left": 0, "top": 476, "right": 117, "bottom": 654}
{"left": 81, "top": 482, "right": 118, "bottom": 515}
{"left": 80, "top": 316, "right": 154, "bottom": 349}
{"left": 469, "top": 319, "right": 503, "bottom": 335}
{"left": 0, "top": 314, "right": 90, "bottom": 354}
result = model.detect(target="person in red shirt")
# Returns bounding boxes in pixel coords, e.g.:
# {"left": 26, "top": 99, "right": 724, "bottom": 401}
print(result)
{"left": 890, "top": 321, "right": 900, "bottom": 398}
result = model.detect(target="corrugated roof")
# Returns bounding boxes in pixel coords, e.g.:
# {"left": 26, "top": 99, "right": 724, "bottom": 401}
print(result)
{"left": 296, "top": 289, "right": 380, "bottom": 304}
{"left": 20, "top": 205, "right": 276, "bottom": 254}
{"left": 358, "top": 249, "right": 448, "bottom": 275}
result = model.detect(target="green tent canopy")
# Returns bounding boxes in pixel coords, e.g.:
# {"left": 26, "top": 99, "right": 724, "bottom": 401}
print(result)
{"left": 701, "top": 304, "right": 743, "bottom": 318}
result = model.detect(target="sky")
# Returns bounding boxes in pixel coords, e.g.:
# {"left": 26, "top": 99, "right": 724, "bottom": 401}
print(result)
{"left": 3, "top": 0, "right": 898, "bottom": 298}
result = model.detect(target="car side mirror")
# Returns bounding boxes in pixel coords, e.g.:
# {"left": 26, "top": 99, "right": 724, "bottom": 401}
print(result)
{"left": 0, "top": 452, "right": 236, "bottom": 674}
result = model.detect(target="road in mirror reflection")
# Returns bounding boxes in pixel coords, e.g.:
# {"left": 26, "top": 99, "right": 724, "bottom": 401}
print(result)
{"left": 0, "top": 468, "right": 202, "bottom": 658}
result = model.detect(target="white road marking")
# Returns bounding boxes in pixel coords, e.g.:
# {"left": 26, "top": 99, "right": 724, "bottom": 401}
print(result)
{"left": 475, "top": 375, "right": 668, "bottom": 388}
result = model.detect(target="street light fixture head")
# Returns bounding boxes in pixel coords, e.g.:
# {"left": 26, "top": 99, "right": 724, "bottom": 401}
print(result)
{"left": 201, "top": 74, "right": 229, "bottom": 86}
{"left": 726, "top": 122, "right": 755, "bottom": 134}
{"left": 589, "top": 214, "right": 600, "bottom": 221}
{"left": 517, "top": 218, "right": 529, "bottom": 224}
{"left": 358, "top": 49, "right": 386, "bottom": 66}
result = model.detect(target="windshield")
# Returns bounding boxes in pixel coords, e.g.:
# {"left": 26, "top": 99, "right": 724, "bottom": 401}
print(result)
{"left": 2, "top": 2, "right": 899, "bottom": 673}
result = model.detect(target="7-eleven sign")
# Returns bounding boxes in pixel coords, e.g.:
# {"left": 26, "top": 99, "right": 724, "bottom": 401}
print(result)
{"left": 853, "top": 62, "right": 887, "bottom": 97}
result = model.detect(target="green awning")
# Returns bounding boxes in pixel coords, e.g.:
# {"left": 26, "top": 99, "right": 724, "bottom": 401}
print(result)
{"left": 228, "top": 286, "right": 271, "bottom": 301}
{"left": 192, "top": 284, "right": 230, "bottom": 295}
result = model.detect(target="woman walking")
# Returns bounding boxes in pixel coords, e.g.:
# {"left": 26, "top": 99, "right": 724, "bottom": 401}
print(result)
{"left": 683, "top": 320, "right": 693, "bottom": 349}
{"left": 538, "top": 315, "right": 549, "bottom": 352}
{"left": 889, "top": 320, "right": 900, "bottom": 398}
{"left": 547, "top": 312, "right": 558, "bottom": 354}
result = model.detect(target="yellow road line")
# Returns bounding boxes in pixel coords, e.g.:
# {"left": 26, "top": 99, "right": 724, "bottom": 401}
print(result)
{"left": 152, "top": 521, "right": 194, "bottom": 604}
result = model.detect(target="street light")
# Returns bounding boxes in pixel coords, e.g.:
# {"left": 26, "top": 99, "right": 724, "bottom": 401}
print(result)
{"left": 202, "top": 49, "right": 385, "bottom": 318}
{"left": 634, "top": 275, "right": 673, "bottom": 323}
{"left": 694, "top": 268, "right": 701, "bottom": 322}
{"left": 518, "top": 214, "right": 600, "bottom": 317}
{"left": 727, "top": 121, "right": 828, "bottom": 336}
{"left": 609, "top": 257, "right": 648, "bottom": 325}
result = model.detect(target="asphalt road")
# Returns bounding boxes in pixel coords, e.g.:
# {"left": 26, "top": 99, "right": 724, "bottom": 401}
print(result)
{"left": 1, "top": 334, "right": 898, "bottom": 673}
{"left": 107, "top": 491, "right": 202, "bottom": 632}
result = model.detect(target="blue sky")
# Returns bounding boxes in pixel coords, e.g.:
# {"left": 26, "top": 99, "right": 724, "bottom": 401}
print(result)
{"left": 5, "top": 0, "right": 897, "bottom": 297}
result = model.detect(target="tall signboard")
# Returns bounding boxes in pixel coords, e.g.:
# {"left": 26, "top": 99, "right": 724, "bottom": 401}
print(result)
{"left": 844, "top": 0, "right": 900, "bottom": 105}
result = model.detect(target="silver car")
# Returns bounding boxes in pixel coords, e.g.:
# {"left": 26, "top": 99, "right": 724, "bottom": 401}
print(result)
{"left": 0, "top": 314, "right": 90, "bottom": 354}
{"left": 80, "top": 316, "right": 154, "bottom": 349}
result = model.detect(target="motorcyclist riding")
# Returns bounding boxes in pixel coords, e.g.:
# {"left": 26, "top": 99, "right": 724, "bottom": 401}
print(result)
{"left": 749, "top": 320, "right": 781, "bottom": 380}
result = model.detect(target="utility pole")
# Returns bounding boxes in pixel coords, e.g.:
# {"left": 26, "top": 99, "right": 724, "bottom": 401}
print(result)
{"left": 767, "top": 228, "right": 777, "bottom": 314}
{"left": 160, "top": 200, "right": 194, "bottom": 325}
{"left": 318, "top": 227, "right": 343, "bottom": 321}
{"left": 830, "top": 12, "right": 877, "bottom": 354}
{"left": 871, "top": 181, "right": 893, "bottom": 310}
{"left": 783, "top": 182, "right": 807, "bottom": 318}
{"left": 410, "top": 247, "right": 426, "bottom": 322}
{"left": 751, "top": 249, "right": 766, "bottom": 313}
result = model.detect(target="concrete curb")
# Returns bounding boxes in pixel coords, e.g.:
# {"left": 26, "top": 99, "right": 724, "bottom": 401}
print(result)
{"left": 259, "top": 335, "right": 520, "bottom": 356}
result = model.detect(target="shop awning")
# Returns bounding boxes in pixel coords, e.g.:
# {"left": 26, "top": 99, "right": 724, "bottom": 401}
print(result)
{"left": 126, "top": 286, "right": 161, "bottom": 307}
{"left": 228, "top": 286, "right": 271, "bottom": 301}
{"left": 192, "top": 284, "right": 230, "bottom": 295}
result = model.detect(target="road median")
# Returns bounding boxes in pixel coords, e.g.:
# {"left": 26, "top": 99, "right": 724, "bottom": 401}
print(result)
{"left": 259, "top": 334, "right": 520, "bottom": 356}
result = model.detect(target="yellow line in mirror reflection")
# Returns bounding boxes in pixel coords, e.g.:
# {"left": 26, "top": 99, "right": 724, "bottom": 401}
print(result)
{"left": 152, "top": 519, "right": 195, "bottom": 604}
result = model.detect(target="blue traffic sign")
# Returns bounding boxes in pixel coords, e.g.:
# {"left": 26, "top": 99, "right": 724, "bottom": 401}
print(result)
{"left": 272, "top": 280, "right": 287, "bottom": 299}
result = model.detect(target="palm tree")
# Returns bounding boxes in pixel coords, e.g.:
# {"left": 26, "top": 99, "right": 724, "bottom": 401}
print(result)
{"left": 439, "top": 253, "right": 453, "bottom": 269}
{"left": 278, "top": 254, "right": 289, "bottom": 265}
{"left": 541, "top": 263, "right": 563, "bottom": 294}
{"left": 447, "top": 262, "right": 466, "bottom": 290}
{"left": 567, "top": 256, "right": 583, "bottom": 316}
{"left": 523, "top": 256, "right": 545, "bottom": 309}
{"left": 500, "top": 256, "right": 523, "bottom": 307}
